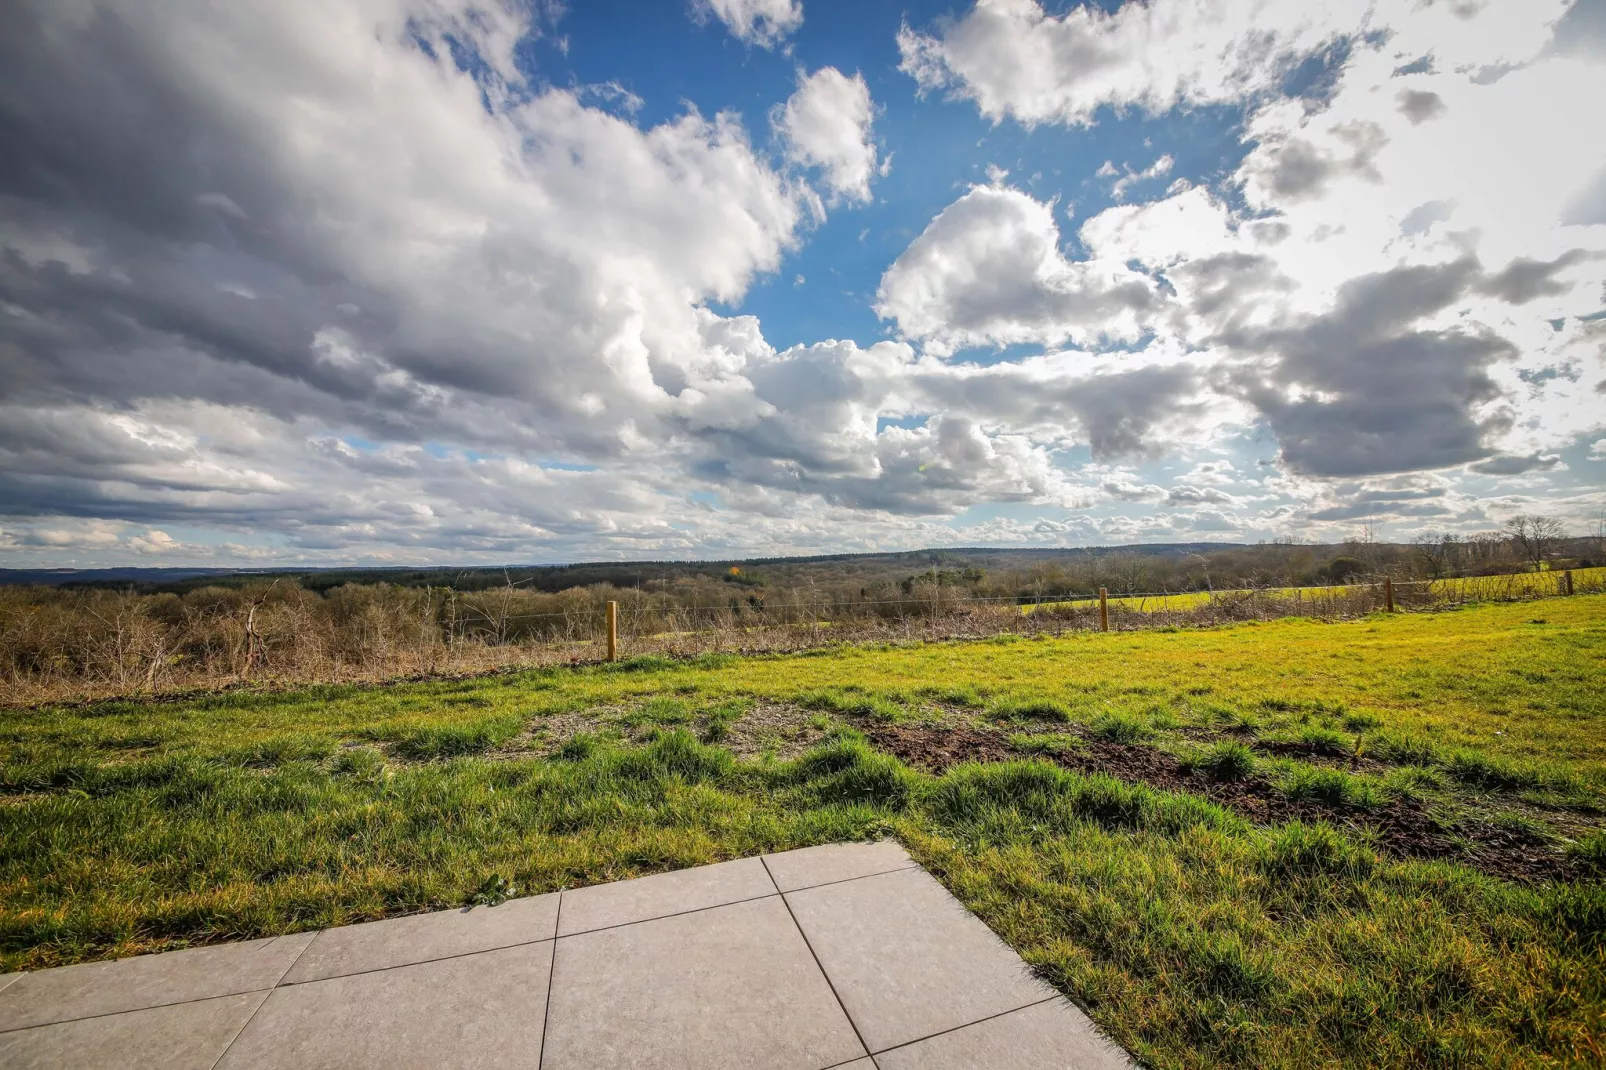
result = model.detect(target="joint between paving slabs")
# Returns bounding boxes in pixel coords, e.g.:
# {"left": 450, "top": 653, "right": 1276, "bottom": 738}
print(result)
{"left": 762, "top": 854, "right": 873, "bottom": 1062}
{"left": 861, "top": 993, "right": 1062, "bottom": 1059}
{"left": 205, "top": 934, "right": 316, "bottom": 1070}
{"left": 537, "top": 888, "right": 564, "bottom": 1070}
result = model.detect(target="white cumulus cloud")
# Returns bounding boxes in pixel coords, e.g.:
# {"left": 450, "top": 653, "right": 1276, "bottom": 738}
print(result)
{"left": 696, "top": 0, "right": 804, "bottom": 49}
{"left": 775, "top": 67, "right": 883, "bottom": 203}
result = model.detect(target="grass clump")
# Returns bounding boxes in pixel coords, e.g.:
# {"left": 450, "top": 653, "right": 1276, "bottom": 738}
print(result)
{"left": 1567, "top": 830, "right": 1606, "bottom": 878}
{"left": 787, "top": 733, "right": 915, "bottom": 810}
{"left": 797, "top": 687, "right": 906, "bottom": 722}
{"left": 1186, "top": 741, "right": 1256, "bottom": 782}
{"left": 1258, "top": 821, "right": 1377, "bottom": 879}
{"left": 624, "top": 696, "right": 694, "bottom": 728}
{"left": 1278, "top": 765, "right": 1385, "bottom": 809}
{"left": 917, "top": 685, "right": 986, "bottom": 708}
{"left": 1370, "top": 731, "right": 1442, "bottom": 766}
{"left": 371, "top": 713, "right": 524, "bottom": 760}
{"left": 988, "top": 697, "right": 1071, "bottom": 722}
{"left": 1088, "top": 712, "right": 1153, "bottom": 744}
{"left": 1293, "top": 725, "right": 1350, "bottom": 756}
{"left": 1444, "top": 749, "right": 1546, "bottom": 792}
{"left": 700, "top": 699, "right": 748, "bottom": 743}
{"left": 1008, "top": 732, "right": 1081, "bottom": 757}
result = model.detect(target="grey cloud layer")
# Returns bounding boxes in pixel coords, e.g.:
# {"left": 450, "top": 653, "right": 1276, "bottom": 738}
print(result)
{"left": 3, "top": 0, "right": 1602, "bottom": 564}
{"left": 1, "top": 0, "right": 1199, "bottom": 559}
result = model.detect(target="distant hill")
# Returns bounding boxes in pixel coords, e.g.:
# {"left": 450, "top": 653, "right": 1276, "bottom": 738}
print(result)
{"left": 1, "top": 543, "right": 1258, "bottom": 592}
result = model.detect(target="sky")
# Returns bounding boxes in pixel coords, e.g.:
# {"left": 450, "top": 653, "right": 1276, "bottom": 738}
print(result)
{"left": 1, "top": 0, "right": 1604, "bottom": 567}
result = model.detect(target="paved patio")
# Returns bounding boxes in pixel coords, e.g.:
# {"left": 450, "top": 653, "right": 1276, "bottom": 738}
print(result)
{"left": 0, "top": 841, "right": 1132, "bottom": 1069}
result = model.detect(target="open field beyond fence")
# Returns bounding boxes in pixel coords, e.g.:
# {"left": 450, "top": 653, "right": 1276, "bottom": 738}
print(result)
{"left": 2, "top": 596, "right": 1604, "bottom": 1067}
{"left": 2, "top": 565, "right": 1602, "bottom": 706}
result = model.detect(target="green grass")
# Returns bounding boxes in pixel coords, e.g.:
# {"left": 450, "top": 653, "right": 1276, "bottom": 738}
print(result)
{"left": 1025, "top": 565, "right": 1606, "bottom": 615}
{"left": 1180, "top": 741, "right": 1257, "bottom": 782}
{"left": 3, "top": 596, "right": 1606, "bottom": 1067}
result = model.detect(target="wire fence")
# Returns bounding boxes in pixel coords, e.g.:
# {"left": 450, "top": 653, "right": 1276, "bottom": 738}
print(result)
{"left": 1, "top": 566, "right": 1599, "bottom": 704}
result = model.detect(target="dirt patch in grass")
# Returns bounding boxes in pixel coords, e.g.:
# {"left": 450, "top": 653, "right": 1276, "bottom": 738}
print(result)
{"left": 489, "top": 708, "right": 614, "bottom": 759}
{"left": 866, "top": 723, "right": 1576, "bottom": 883}
{"left": 715, "top": 701, "right": 834, "bottom": 761}
{"left": 865, "top": 723, "right": 1016, "bottom": 770}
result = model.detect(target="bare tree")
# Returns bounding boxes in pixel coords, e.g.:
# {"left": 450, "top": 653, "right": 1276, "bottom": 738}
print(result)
{"left": 1505, "top": 514, "right": 1566, "bottom": 571}
{"left": 1411, "top": 531, "right": 1459, "bottom": 579}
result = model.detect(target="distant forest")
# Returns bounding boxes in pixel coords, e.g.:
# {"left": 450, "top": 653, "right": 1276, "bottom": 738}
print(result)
{"left": 6, "top": 520, "right": 1600, "bottom": 602}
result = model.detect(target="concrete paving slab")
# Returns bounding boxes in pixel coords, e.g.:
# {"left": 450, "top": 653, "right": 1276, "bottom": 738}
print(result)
{"left": 873, "top": 998, "right": 1135, "bottom": 1069}
{"left": 785, "top": 865, "right": 1054, "bottom": 1053}
{"left": 0, "top": 932, "right": 315, "bottom": 1032}
{"left": 557, "top": 855, "right": 775, "bottom": 936}
{"left": 543, "top": 894, "right": 865, "bottom": 1070}
{"left": 0, "top": 972, "right": 19, "bottom": 996}
{"left": 0, "top": 991, "right": 266, "bottom": 1070}
{"left": 762, "top": 839, "right": 916, "bottom": 892}
{"left": 283, "top": 892, "right": 558, "bottom": 983}
{"left": 217, "top": 941, "right": 551, "bottom": 1070}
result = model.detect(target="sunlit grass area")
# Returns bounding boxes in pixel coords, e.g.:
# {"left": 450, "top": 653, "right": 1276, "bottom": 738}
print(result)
{"left": 1025, "top": 564, "right": 1606, "bottom": 614}
{"left": 2, "top": 596, "right": 1604, "bottom": 1067}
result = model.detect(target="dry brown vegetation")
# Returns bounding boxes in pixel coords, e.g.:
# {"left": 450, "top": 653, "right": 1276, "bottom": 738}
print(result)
{"left": 2, "top": 566, "right": 1596, "bottom": 706}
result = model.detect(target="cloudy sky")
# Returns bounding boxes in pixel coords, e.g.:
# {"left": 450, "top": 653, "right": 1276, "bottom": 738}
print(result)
{"left": 2, "top": 0, "right": 1604, "bottom": 566}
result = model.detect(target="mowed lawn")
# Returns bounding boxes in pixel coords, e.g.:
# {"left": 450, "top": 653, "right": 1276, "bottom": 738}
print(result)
{"left": 3, "top": 597, "right": 1604, "bottom": 1067}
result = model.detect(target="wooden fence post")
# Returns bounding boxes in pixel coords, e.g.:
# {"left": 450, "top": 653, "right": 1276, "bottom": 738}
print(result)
{"left": 606, "top": 600, "right": 618, "bottom": 662}
{"left": 1098, "top": 588, "right": 1109, "bottom": 632}
{"left": 1383, "top": 577, "right": 1395, "bottom": 613}
{"left": 1562, "top": 570, "right": 1574, "bottom": 596}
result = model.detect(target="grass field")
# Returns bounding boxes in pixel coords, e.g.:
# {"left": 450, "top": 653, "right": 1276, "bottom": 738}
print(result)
{"left": 3, "top": 597, "right": 1605, "bottom": 1067}
{"left": 1025, "top": 564, "right": 1606, "bottom": 615}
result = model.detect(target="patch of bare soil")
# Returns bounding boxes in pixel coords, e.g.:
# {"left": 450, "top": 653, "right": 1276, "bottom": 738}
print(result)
{"left": 489, "top": 708, "right": 616, "bottom": 759}
{"left": 715, "top": 701, "right": 833, "bottom": 761}
{"left": 865, "top": 723, "right": 1575, "bottom": 883}
{"left": 865, "top": 723, "right": 1017, "bottom": 770}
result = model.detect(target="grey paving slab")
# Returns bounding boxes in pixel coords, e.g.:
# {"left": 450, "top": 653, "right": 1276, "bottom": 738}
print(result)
{"left": 0, "top": 932, "right": 315, "bottom": 1032}
{"left": 0, "top": 972, "right": 18, "bottom": 996}
{"left": 0, "top": 991, "right": 265, "bottom": 1070}
{"left": 556, "top": 855, "right": 775, "bottom": 936}
{"left": 785, "top": 865, "right": 1054, "bottom": 1054}
{"left": 762, "top": 839, "right": 916, "bottom": 892}
{"left": 283, "top": 891, "right": 558, "bottom": 983}
{"left": 543, "top": 894, "right": 865, "bottom": 1070}
{"left": 217, "top": 941, "right": 551, "bottom": 1070}
{"left": 874, "top": 998, "right": 1135, "bottom": 1069}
